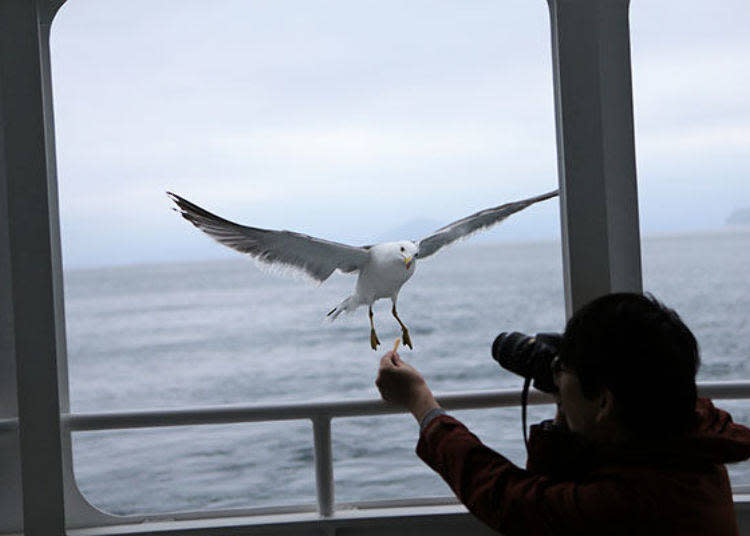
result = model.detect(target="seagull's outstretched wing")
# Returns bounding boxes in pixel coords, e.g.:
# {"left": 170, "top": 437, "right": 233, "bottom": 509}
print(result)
{"left": 168, "top": 192, "right": 370, "bottom": 282}
{"left": 416, "top": 190, "right": 559, "bottom": 259}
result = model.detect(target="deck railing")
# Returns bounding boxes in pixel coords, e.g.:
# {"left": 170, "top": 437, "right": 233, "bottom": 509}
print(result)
{"left": 2, "top": 380, "right": 750, "bottom": 519}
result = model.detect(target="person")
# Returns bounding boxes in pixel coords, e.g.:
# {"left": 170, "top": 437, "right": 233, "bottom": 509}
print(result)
{"left": 375, "top": 293, "right": 750, "bottom": 535}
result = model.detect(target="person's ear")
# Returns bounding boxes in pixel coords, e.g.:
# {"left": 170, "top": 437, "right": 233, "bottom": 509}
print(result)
{"left": 595, "top": 388, "right": 616, "bottom": 424}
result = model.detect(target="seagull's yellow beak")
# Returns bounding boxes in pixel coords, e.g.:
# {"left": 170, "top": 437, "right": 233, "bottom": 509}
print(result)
{"left": 404, "top": 256, "right": 413, "bottom": 269}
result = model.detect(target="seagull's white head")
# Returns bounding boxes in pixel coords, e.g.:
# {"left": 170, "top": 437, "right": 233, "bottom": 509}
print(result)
{"left": 393, "top": 241, "right": 418, "bottom": 270}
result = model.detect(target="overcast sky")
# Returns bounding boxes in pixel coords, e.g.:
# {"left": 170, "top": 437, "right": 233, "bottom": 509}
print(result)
{"left": 49, "top": 1, "right": 750, "bottom": 268}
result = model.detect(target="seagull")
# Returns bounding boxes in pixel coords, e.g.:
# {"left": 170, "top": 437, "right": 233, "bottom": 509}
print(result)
{"left": 167, "top": 190, "right": 558, "bottom": 350}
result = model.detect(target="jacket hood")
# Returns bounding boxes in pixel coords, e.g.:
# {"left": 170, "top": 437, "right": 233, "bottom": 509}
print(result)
{"left": 682, "top": 397, "right": 750, "bottom": 464}
{"left": 527, "top": 398, "right": 750, "bottom": 478}
{"left": 602, "top": 398, "right": 750, "bottom": 468}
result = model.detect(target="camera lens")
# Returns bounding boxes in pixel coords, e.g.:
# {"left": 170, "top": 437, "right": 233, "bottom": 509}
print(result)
{"left": 492, "top": 332, "right": 535, "bottom": 377}
{"left": 491, "top": 331, "right": 562, "bottom": 394}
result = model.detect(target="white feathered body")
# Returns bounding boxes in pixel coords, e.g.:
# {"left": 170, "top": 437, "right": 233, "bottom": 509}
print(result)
{"left": 328, "top": 241, "right": 418, "bottom": 319}
{"left": 357, "top": 242, "right": 417, "bottom": 303}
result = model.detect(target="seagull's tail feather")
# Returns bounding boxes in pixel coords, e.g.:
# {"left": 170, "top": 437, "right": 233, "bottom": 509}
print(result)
{"left": 327, "top": 296, "right": 360, "bottom": 321}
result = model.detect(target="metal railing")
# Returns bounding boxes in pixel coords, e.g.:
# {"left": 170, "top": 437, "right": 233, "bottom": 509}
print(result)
{"left": 2, "top": 381, "right": 750, "bottom": 517}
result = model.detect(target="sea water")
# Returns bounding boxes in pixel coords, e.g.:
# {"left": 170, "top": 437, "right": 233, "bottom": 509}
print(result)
{"left": 64, "top": 229, "right": 750, "bottom": 515}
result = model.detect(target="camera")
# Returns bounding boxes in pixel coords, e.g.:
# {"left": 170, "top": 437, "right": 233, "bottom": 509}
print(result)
{"left": 491, "top": 331, "right": 563, "bottom": 393}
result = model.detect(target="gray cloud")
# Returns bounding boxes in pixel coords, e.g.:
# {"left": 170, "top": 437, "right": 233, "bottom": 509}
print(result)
{"left": 50, "top": 0, "right": 749, "bottom": 267}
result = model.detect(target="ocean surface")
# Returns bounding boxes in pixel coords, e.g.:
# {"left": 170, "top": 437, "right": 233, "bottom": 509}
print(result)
{"left": 64, "top": 229, "right": 750, "bottom": 516}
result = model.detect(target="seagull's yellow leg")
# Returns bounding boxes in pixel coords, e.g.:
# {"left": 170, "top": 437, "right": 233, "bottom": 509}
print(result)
{"left": 369, "top": 306, "right": 381, "bottom": 350}
{"left": 391, "top": 305, "right": 413, "bottom": 349}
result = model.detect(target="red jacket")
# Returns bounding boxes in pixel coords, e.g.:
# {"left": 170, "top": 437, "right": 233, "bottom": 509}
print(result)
{"left": 417, "top": 398, "right": 750, "bottom": 535}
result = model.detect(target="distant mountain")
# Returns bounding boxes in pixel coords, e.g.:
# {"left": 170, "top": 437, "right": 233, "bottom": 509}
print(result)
{"left": 726, "top": 208, "right": 750, "bottom": 226}
{"left": 375, "top": 218, "right": 443, "bottom": 242}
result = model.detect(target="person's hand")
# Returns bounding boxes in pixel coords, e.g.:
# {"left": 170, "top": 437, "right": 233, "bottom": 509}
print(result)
{"left": 375, "top": 351, "right": 440, "bottom": 422}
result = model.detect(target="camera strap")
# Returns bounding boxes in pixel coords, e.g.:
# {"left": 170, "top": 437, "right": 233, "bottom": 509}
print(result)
{"left": 521, "top": 375, "right": 531, "bottom": 450}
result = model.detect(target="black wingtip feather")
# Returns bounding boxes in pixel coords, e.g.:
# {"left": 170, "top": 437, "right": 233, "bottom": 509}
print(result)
{"left": 166, "top": 192, "right": 242, "bottom": 229}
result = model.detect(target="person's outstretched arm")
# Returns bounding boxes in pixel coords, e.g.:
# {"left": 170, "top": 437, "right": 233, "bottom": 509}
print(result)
{"left": 374, "top": 351, "right": 635, "bottom": 536}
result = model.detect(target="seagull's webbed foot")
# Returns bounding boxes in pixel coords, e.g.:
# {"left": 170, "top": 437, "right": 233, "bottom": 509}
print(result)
{"left": 368, "top": 305, "right": 380, "bottom": 350}
{"left": 401, "top": 328, "right": 413, "bottom": 350}
{"left": 370, "top": 329, "right": 381, "bottom": 350}
{"left": 391, "top": 303, "right": 413, "bottom": 349}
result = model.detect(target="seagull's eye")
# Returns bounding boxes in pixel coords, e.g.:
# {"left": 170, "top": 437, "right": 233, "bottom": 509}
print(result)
{"left": 400, "top": 247, "right": 405, "bottom": 252}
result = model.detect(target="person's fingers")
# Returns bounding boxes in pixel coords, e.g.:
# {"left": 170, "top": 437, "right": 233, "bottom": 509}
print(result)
{"left": 380, "top": 352, "right": 395, "bottom": 369}
{"left": 375, "top": 369, "right": 386, "bottom": 390}
{"left": 375, "top": 375, "right": 384, "bottom": 391}
{"left": 391, "top": 351, "right": 401, "bottom": 366}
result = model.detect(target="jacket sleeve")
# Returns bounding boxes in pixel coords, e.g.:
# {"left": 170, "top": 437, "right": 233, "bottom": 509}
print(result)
{"left": 416, "top": 414, "right": 640, "bottom": 535}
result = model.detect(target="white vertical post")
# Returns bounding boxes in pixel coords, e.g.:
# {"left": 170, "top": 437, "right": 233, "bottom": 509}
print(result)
{"left": 312, "top": 416, "right": 335, "bottom": 517}
{"left": 547, "top": 0, "right": 643, "bottom": 317}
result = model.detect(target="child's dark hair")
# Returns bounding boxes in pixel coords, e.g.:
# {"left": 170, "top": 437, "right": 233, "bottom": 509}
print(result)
{"left": 559, "top": 293, "right": 700, "bottom": 438}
